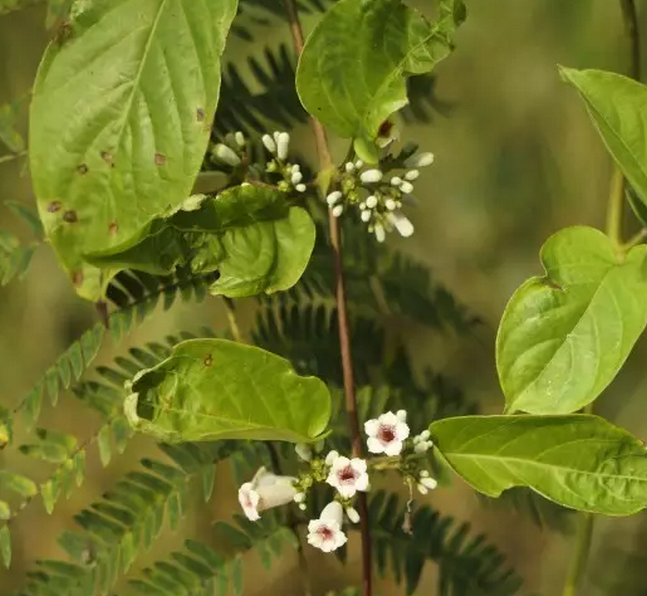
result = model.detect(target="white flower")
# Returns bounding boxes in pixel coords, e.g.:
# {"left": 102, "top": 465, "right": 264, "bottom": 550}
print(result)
{"left": 388, "top": 211, "right": 414, "bottom": 238}
{"left": 404, "top": 169, "right": 419, "bottom": 181}
{"left": 262, "top": 134, "right": 277, "bottom": 154}
{"left": 361, "top": 210, "right": 371, "bottom": 222}
{"left": 365, "top": 410, "right": 410, "bottom": 456}
{"left": 385, "top": 198, "right": 397, "bottom": 211}
{"left": 234, "top": 131, "right": 246, "bottom": 148}
{"left": 295, "top": 183, "right": 307, "bottom": 193}
{"left": 276, "top": 132, "right": 290, "bottom": 160}
{"left": 326, "top": 191, "right": 342, "bottom": 206}
{"left": 291, "top": 171, "right": 303, "bottom": 185}
{"left": 404, "top": 152, "right": 434, "bottom": 169}
{"left": 346, "top": 506, "right": 360, "bottom": 524}
{"left": 238, "top": 467, "right": 297, "bottom": 521}
{"left": 360, "top": 169, "right": 382, "bottom": 184}
{"left": 365, "top": 195, "right": 378, "bottom": 209}
{"left": 390, "top": 176, "right": 402, "bottom": 187}
{"left": 332, "top": 205, "right": 344, "bottom": 218}
{"left": 212, "top": 144, "right": 241, "bottom": 167}
{"left": 326, "top": 454, "right": 369, "bottom": 498}
{"left": 374, "top": 223, "right": 386, "bottom": 243}
{"left": 307, "top": 501, "right": 348, "bottom": 553}
{"left": 417, "top": 470, "right": 438, "bottom": 495}
{"left": 399, "top": 181, "right": 414, "bottom": 195}
{"left": 295, "top": 443, "right": 312, "bottom": 462}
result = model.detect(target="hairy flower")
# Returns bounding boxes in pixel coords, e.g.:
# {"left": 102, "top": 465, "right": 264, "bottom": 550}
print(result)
{"left": 238, "top": 467, "right": 297, "bottom": 521}
{"left": 326, "top": 454, "right": 369, "bottom": 498}
{"left": 307, "top": 501, "right": 348, "bottom": 553}
{"left": 365, "top": 410, "right": 410, "bottom": 456}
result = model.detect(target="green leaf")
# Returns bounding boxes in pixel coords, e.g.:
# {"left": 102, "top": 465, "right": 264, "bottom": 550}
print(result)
{"left": 97, "top": 425, "right": 112, "bottom": 467}
{"left": 496, "top": 226, "right": 647, "bottom": 414}
{"left": 86, "top": 186, "right": 316, "bottom": 298}
{"left": 0, "top": 471, "right": 38, "bottom": 498}
{"left": 560, "top": 67, "right": 647, "bottom": 209}
{"left": 0, "top": 97, "right": 26, "bottom": 153}
{"left": 29, "top": 0, "right": 238, "bottom": 301}
{"left": 0, "top": 525, "right": 10, "bottom": 568}
{"left": 430, "top": 414, "right": 647, "bottom": 516}
{"left": 296, "top": 0, "right": 465, "bottom": 162}
{"left": 627, "top": 185, "right": 647, "bottom": 227}
{"left": 124, "top": 338, "right": 331, "bottom": 443}
{"left": 0, "top": 502, "right": 10, "bottom": 521}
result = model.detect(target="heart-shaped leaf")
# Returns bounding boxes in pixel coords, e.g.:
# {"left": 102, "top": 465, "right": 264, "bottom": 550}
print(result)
{"left": 86, "top": 185, "right": 316, "bottom": 298}
{"left": 430, "top": 414, "right": 647, "bottom": 515}
{"left": 30, "top": 0, "right": 238, "bottom": 300}
{"left": 560, "top": 67, "right": 647, "bottom": 209}
{"left": 124, "top": 339, "right": 332, "bottom": 443}
{"left": 296, "top": 0, "right": 465, "bottom": 163}
{"left": 497, "top": 226, "right": 647, "bottom": 414}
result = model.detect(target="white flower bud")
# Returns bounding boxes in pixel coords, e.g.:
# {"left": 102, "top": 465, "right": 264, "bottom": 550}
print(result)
{"left": 346, "top": 506, "right": 360, "bottom": 524}
{"left": 404, "top": 152, "right": 434, "bottom": 169}
{"left": 325, "top": 450, "right": 339, "bottom": 466}
{"left": 212, "top": 144, "right": 241, "bottom": 166}
{"left": 365, "top": 195, "right": 378, "bottom": 209}
{"left": 291, "top": 171, "right": 303, "bottom": 185}
{"left": 241, "top": 182, "right": 251, "bottom": 187}
{"left": 332, "top": 204, "right": 344, "bottom": 218}
{"left": 385, "top": 198, "right": 397, "bottom": 211}
{"left": 276, "top": 132, "right": 290, "bottom": 160}
{"left": 404, "top": 169, "right": 420, "bottom": 181}
{"left": 400, "top": 181, "right": 414, "bottom": 195}
{"left": 291, "top": 164, "right": 301, "bottom": 173}
{"left": 294, "top": 492, "right": 306, "bottom": 503}
{"left": 314, "top": 440, "right": 325, "bottom": 453}
{"left": 262, "top": 134, "right": 277, "bottom": 154}
{"left": 396, "top": 410, "right": 407, "bottom": 422}
{"left": 295, "top": 183, "right": 307, "bottom": 193}
{"left": 361, "top": 210, "right": 371, "bottom": 222}
{"left": 326, "top": 191, "right": 342, "bottom": 206}
{"left": 359, "top": 202, "right": 367, "bottom": 210}
{"left": 419, "top": 430, "right": 431, "bottom": 441}
{"left": 295, "top": 443, "right": 312, "bottom": 462}
{"left": 374, "top": 223, "right": 386, "bottom": 243}
{"left": 234, "top": 131, "right": 245, "bottom": 147}
{"left": 345, "top": 162, "right": 356, "bottom": 173}
{"left": 414, "top": 441, "right": 430, "bottom": 454}
{"left": 388, "top": 211, "right": 414, "bottom": 238}
{"left": 299, "top": 503, "right": 307, "bottom": 511}
{"left": 420, "top": 476, "right": 438, "bottom": 490}
{"left": 360, "top": 169, "right": 383, "bottom": 184}
{"left": 417, "top": 483, "right": 429, "bottom": 495}
{"left": 354, "top": 159, "right": 364, "bottom": 169}
{"left": 390, "top": 176, "right": 402, "bottom": 187}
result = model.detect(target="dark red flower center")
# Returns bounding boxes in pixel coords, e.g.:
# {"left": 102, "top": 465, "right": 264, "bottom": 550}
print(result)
{"left": 318, "top": 526, "right": 334, "bottom": 541}
{"left": 338, "top": 465, "right": 357, "bottom": 483}
{"left": 378, "top": 424, "right": 396, "bottom": 443}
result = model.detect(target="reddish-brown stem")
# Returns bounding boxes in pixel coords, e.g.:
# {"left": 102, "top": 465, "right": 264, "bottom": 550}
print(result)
{"left": 281, "top": 2, "right": 373, "bottom": 595}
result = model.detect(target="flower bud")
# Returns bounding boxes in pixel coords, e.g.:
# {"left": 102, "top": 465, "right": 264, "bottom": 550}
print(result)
{"left": 295, "top": 183, "right": 307, "bottom": 193}
{"left": 291, "top": 171, "right": 303, "bottom": 185}
{"left": 346, "top": 506, "right": 360, "bottom": 524}
{"left": 332, "top": 205, "right": 344, "bottom": 218}
{"left": 360, "top": 169, "right": 383, "bottom": 184}
{"left": 400, "top": 181, "right": 414, "bottom": 195}
{"left": 361, "top": 210, "right": 371, "bottom": 222}
{"left": 385, "top": 198, "right": 397, "bottom": 211}
{"left": 326, "top": 191, "right": 342, "bottom": 206}
{"left": 365, "top": 195, "right": 378, "bottom": 209}
{"left": 404, "top": 152, "right": 434, "bottom": 169}
{"left": 374, "top": 223, "right": 386, "bottom": 243}
{"left": 212, "top": 144, "right": 241, "bottom": 167}
{"left": 404, "top": 169, "right": 420, "bottom": 181}
{"left": 388, "top": 211, "right": 414, "bottom": 238}
{"left": 345, "top": 162, "right": 356, "bottom": 173}
{"left": 276, "top": 132, "right": 290, "bottom": 160}
{"left": 354, "top": 159, "right": 364, "bottom": 169}
{"left": 234, "top": 131, "right": 246, "bottom": 147}
{"left": 262, "top": 134, "right": 277, "bottom": 154}
{"left": 390, "top": 176, "right": 402, "bottom": 187}
{"left": 295, "top": 443, "right": 312, "bottom": 462}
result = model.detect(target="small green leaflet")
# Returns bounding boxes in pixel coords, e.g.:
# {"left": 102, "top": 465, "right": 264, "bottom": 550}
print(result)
{"left": 296, "top": 0, "right": 465, "bottom": 162}
{"left": 560, "top": 67, "right": 647, "bottom": 210}
{"left": 430, "top": 415, "right": 647, "bottom": 516}
{"left": 124, "top": 339, "right": 331, "bottom": 443}
{"left": 30, "top": 0, "right": 238, "bottom": 301}
{"left": 86, "top": 185, "right": 316, "bottom": 298}
{"left": 0, "top": 525, "right": 10, "bottom": 568}
{"left": 497, "top": 226, "right": 647, "bottom": 414}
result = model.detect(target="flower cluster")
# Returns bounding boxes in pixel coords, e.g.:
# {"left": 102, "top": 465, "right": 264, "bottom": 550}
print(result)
{"left": 325, "top": 142, "right": 434, "bottom": 242}
{"left": 237, "top": 409, "right": 438, "bottom": 554}
{"left": 210, "top": 130, "right": 307, "bottom": 194}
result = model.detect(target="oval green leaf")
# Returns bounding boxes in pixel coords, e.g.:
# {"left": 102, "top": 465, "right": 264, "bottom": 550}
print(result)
{"left": 560, "top": 67, "right": 647, "bottom": 209}
{"left": 497, "top": 226, "right": 647, "bottom": 414}
{"left": 430, "top": 414, "right": 647, "bottom": 515}
{"left": 124, "top": 338, "right": 332, "bottom": 443}
{"left": 296, "top": 0, "right": 465, "bottom": 163}
{"left": 30, "top": 0, "right": 238, "bottom": 300}
{"left": 86, "top": 185, "right": 316, "bottom": 298}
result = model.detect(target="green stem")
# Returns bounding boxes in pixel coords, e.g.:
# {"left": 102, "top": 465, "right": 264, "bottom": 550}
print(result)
{"left": 606, "top": 167, "right": 625, "bottom": 252}
{"left": 561, "top": 512, "right": 595, "bottom": 596}
{"left": 222, "top": 297, "right": 243, "bottom": 343}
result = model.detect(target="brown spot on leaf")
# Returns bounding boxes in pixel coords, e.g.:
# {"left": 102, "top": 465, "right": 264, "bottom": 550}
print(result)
{"left": 204, "top": 354, "right": 213, "bottom": 367}
{"left": 47, "top": 201, "right": 62, "bottom": 213}
{"left": 77, "top": 164, "right": 88, "bottom": 175}
{"left": 197, "top": 108, "right": 205, "bottom": 122}
{"left": 63, "top": 210, "right": 77, "bottom": 223}
{"left": 544, "top": 278, "right": 564, "bottom": 292}
{"left": 154, "top": 153, "right": 166, "bottom": 166}
{"left": 71, "top": 270, "right": 83, "bottom": 286}
{"left": 108, "top": 222, "right": 118, "bottom": 235}
{"left": 101, "top": 151, "right": 114, "bottom": 166}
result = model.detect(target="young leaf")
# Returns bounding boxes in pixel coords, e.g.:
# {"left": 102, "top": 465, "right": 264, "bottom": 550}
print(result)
{"left": 296, "top": 0, "right": 465, "bottom": 162}
{"left": 0, "top": 471, "right": 38, "bottom": 498}
{"left": 560, "top": 68, "right": 647, "bottom": 209}
{"left": 86, "top": 186, "right": 316, "bottom": 298}
{"left": 430, "top": 414, "right": 647, "bottom": 516}
{"left": 496, "top": 226, "right": 647, "bottom": 414}
{"left": 124, "top": 338, "right": 331, "bottom": 443}
{"left": 29, "top": 0, "right": 238, "bottom": 301}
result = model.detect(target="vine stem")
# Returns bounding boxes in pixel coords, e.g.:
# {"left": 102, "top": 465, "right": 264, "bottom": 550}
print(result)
{"left": 563, "top": 4, "right": 641, "bottom": 594}
{"left": 222, "top": 297, "right": 243, "bottom": 343}
{"left": 281, "top": 2, "right": 373, "bottom": 595}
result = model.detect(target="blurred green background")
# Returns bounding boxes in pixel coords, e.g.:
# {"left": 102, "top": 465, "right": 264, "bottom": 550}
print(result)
{"left": 1, "top": 1, "right": 647, "bottom": 594}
